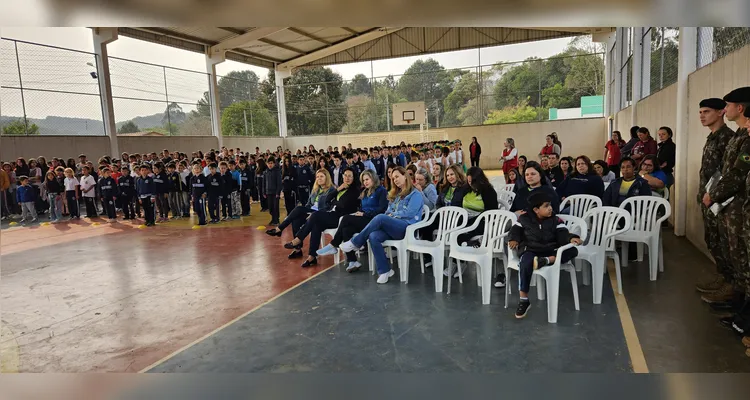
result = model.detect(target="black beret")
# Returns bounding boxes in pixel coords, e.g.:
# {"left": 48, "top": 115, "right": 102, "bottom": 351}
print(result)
{"left": 699, "top": 98, "right": 726, "bottom": 110}
{"left": 744, "top": 106, "right": 750, "bottom": 119}
{"left": 723, "top": 87, "right": 750, "bottom": 103}
{"left": 527, "top": 191, "right": 553, "bottom": 210}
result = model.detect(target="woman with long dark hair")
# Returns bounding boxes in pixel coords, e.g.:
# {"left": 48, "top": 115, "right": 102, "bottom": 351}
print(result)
{"left": 593, "top": 160, "right": 616, "bottom": 183}
{"left": 510, "top": 161, "right": 560, "bottom": 214}
{"left": 469, "top": 137, "right": 481, "bottom": 167}
{"left": 656, "top": 126, "right": 676, "bottom": 187}
{"left": 556, "top": 155, "right": 605, "bottom": 202}
{"left": 604, "top": 130, "right": 626, "bottom": 177}
{"left": 631, "top": 127, "right": 658, "bottom": 165}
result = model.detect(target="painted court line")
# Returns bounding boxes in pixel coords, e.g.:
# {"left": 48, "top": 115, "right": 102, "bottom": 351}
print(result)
{"left": 608, "top": 263, "right": 649, "bottom": 373}
{"left": 138, "top": 263, "right": 338, "bottom": 373}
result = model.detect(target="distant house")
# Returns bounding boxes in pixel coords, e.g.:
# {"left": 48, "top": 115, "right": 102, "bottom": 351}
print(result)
{"left": 118, "top": 131, "right": 166, "bottom": 137}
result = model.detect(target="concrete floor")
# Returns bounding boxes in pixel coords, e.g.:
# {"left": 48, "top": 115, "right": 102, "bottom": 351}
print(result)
{"left": 2, "top": 202, "right": 749, "bottom": 372}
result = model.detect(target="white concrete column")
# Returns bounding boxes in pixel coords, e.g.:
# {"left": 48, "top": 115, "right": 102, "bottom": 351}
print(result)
{"left": 674, "top": 27, "right": 698, "bottom": 237}
{"left": 205, "top": 52, "right": 225, "bottom": 149}
{"left": 595, "top": 30, "right": 616, "bottom": 142}
{"left": 91, "top": 28, "right": 118, "bottom": 157}
{"left": 275, "top": 68, "right": 291, "bottom": 138}
{"left": 630, "top": 27, "right": 643, "bottom": 128}
{"left": 612, "top": 28, "right": 624, "bottom": 127}
{"left": 641, "top": 28, "right": 652, "bottom": 98}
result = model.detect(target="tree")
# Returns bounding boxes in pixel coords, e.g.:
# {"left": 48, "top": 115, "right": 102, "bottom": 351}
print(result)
{"left": 162, "top": 102, "right": 186, "bottom": 135}
{"left": 484, "top": 100, "right": 541, "bottom": 125}
{"left": 2, "top": 119, "right": 39, "bottom": 135}
{"left": 284, "top": 67, "right": 346, "bottom": 135}
{"left": 649, "top": 28, "right": 679, "bottom": 91}
{"left": 348, "top": 74, "right": 373, "bottom": 97}
{"left": 396, "top": 59, "right": 455, "bottom": 128}
{"left": 221, "top": 100, "right": 278, "bottom": 136}
{"left": 179, "top": 114, "right": 212, "bottom": 136}
{"left": 712, "top": 27, "right": 750, "bottom": 60}
{"left": 196, "top": 70, "right": 261, "bottom": 116}
{"left": 117, "top": 120, "right": 139, "bottom": 134}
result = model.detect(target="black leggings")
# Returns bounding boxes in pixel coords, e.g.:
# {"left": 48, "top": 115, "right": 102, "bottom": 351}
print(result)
{"left": 283, "top": 189, "right": 297, "bottom": 215}
{"left": 296, "top": 211, "right": 343, "bottom": 257}
{"left": 331, "top": 214, "right": 373, "bottom": 261}
{"left": 277, "top": 205, "right": 312, "bottom": 234}
{"left": 471, "top": 157, "right": 480, "bottom": 167}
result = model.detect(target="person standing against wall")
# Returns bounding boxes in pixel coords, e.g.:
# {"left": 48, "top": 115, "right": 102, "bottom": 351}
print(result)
{"left": 656, "top": 126, "right": 676, "bottom": 187}
{"left": 695, "top": 98, "right": 735, "bottom": 295}
{"left": 469, "top": 137, "right": 481, "bottom": 167}
{"left": 538, "top": 134, "right": 561, "bottom": 160}
{"left": 500, "top": 138, "right": 518, "bottom": 184}
{"left": 604, "top": 130, "right": 626, "bottom": 178}
{"left": 702, "top": 87, "right": 750, "bottom": 310}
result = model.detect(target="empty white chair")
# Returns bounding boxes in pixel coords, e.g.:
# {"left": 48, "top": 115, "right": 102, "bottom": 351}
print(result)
{"left": 616, "top": 196, "right": 671, "bottom": 283}
{"left": 404, "top": 207, "right": 468, "bottom": 292}
{"left": 576, "top": 207, "right": 631, "bottom": 302}
{"left": 449, "top": 210, "right": 516, "bottom": 304}
{"left": 497, "top": 198, "right": 511, "bottom": 211}
{"left": 559, "top": 194, "right": 602, "bottom": 218}
{"left": 368, "top": 205, "right": 430, "bottom": 277}
{"left": 503, "top": 183, "right": 516, "bottom": 192}
{"left": 505, "top": 243, "right": 580, "bottom": 324}
{"left": 497, "top": 190, "right": 516, "bottom": 208}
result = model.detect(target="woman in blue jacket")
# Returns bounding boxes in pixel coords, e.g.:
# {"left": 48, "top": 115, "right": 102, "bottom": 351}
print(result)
{"left": 317, "top": 170, "right": 388, "bottom": 272}
{"left": 556, "top": 155, "right": 605, "bottom": 202}
{"left": 602, "top": 157, "right": 652, "bottom": 207}
{"left": 339, "top": 167, "right": 425, "bottom": 284}
{"left": 266, "top": 169, "right": 335, "bottom": 241}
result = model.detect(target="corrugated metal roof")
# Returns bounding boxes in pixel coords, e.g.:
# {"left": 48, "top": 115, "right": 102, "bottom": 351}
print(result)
{"left": 118, "top": 27, "right": 609, "bottom": 70}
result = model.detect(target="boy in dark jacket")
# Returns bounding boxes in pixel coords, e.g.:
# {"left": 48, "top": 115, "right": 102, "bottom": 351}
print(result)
{"left": 166, "top": 163, "right": 184, "bottom": 219}
{"left": 190, "top": 164, "right": 208, "bottom": 226}
{"left": 239, "top": 159, "right": 253, "bottom": 216}
{"left": 98, "top": 168, "right": 118, "bottom": 222}
{"left": 152, "top": 162, "right": 171, "bottom": 222}
{"left": 136, "top": 164, "right": 157, "bottom": 226}
{"left": 118, "top": 166, "right": 136, "bottom": 220}
{"left": 508, "top": 191, "right": 582, "bottom": 319}
{"left": 219, "top": 161, "right": 234, "bottom": 220}
{"left": 16, "top": 176, "right": 38, "bottom": 222}
{"left": 264, "top": 157, "right": 283, "bottom": 225}
{"left": 206, "top": 163, "right": 223, "bottom": 223}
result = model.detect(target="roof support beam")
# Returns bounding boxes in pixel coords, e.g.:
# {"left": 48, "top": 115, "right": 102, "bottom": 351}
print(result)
{"left": 209, "top": 27, "right": 287, "bottom": 55}
{"left": 287, "top": 27, "right": 331, "bottom": 46}
{"left": 341, "top": 27, "right": 359, "bottom": 35}
{"left": 278, "top": 27, "right": 403, "bottom": 71}
{"left": 258, "top": 38, "right": 304, "bottom": 54}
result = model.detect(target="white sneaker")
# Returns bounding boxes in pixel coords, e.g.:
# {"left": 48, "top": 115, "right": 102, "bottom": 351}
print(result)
{"left": 345, "top": 261, "right": 362, "bottom": 272}
{"left": 340, "top": 240, "right": 357, "bottom": 253}
{"left": 377, "top": 269, "right": 395, "bottom": 284}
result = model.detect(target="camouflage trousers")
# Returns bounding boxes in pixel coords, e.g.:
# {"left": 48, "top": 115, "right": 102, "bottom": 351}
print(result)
{"left": 719, "top": 201, "right": 749, "bottom": 293}
{"left": 703, "top": 204, "right": 732, "bottom": 281}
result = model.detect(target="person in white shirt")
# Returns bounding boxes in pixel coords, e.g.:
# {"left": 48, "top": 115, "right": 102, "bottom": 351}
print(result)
{"left": 79, "top": 165, "right": 98, "bottom": 218}
{"left": 63, "top": 167, "right": 81, "bottom": 219}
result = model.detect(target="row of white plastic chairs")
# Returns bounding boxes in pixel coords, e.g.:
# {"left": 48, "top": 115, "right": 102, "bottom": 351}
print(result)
{"left": 321, "top": 191, "right": 670, "bottom": 324}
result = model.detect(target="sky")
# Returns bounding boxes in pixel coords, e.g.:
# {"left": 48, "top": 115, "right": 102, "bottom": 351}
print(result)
{"left": 0, "top": 27, "right": 573, "bottom": 122}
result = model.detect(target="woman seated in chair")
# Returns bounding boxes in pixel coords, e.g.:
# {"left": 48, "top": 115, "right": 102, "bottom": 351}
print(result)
{"left": 510, "top": 161, "right": 560, "bottom": 215}
{"left": 505, "top": 168, "right": 520, "bottom": 185}
{"left": 593, "top": 160, "right": 616, "bottom": 183}
{"left": 556, "top": 155, "right": 605, "bottom": 202}
{"left": 444, "top": 167, "right": 499, "bottom": 278}
{"left": 339, "top": 167, "right": 425, "bottom": 284}
{"left": 602, "top": 157, "right": 652, "bottom": 207}
{"left": 317, "top": 170, "right": 388, "bottom": 272}
{"left": 266, "top": 169, "right": 335, "bottom": 238}
{"left": 507, "top": 191, "right": 582, "bottom": 319}
{"left": 414, "top": 167, "right": 438, "bottom": 212}
{"left": 284, "top": 167, "right": 361, "bottom": 267}
{"left": 637, "top": 154, "right": 667, "bottom": 197}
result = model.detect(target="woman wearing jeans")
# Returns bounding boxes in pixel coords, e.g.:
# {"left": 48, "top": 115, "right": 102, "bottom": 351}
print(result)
{"left": 317, "top": 170, "right": 388, "bottom": 272}
{"left": 43, "top": 171, "right": 63, "bottom": 222}
{"left": 340, "top": 167, "right": 425, "bottom": 284}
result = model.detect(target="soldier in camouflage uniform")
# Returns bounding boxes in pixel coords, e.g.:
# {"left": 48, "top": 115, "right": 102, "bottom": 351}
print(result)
{"left": 702, "top": 87, "right": 750, "bottom": 306}
{"left": 695, "top": 98, "right": 735, "bottom": 294}
{"left": 743, "top": 108, "right": 750, "bottom": 357}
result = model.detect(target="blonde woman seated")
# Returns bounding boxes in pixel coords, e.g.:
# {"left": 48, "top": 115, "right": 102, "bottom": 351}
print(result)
{"left": 339, "top": 167, "right": 425, "bottom": 284}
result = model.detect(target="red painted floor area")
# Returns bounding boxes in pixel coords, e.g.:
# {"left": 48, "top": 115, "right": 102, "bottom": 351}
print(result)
{"left": 0, "top": 207, "right": 335, "bottom": 372}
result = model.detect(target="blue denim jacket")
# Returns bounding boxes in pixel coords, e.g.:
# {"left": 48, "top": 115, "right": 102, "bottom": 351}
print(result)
{"left": 386, "top": 189, "right": 424, "bottom": 224}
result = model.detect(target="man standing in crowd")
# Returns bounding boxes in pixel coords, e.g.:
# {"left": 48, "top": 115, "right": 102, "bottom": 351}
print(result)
{"left": 695, "top": 98, "right": 736, "bottom": 295}
{"left": 703, "top": 87, "right": 750, "bottom": 312}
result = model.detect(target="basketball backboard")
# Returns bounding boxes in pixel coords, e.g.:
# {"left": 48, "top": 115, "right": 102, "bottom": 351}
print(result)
{"left": 392, "top": 101, "right": 425, "bottom": 126}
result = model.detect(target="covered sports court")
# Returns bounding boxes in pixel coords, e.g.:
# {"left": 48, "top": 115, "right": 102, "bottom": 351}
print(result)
{"left": 2, "top": 24, "right": 750, "bottom": 374}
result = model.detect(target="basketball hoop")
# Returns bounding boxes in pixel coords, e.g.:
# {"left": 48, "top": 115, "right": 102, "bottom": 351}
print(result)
{"left": 404, "top": 119, "right": 414, "bottom": 125}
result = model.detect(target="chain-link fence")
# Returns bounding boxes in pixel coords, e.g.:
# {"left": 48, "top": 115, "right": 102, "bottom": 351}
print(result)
{"left": 282, "top": 48, "right": 605, "bottom": 136}
{"left": 641, "top": 27, "right": 679, "bottom": 97}
{"left": 1, "top": 38, "right": 104, "bottom": 136}
{"left": 108, "top": 57, "right": 212, "bottom": 136}
{"left": 697, "top": 27, "right": 750, "bottom": 68}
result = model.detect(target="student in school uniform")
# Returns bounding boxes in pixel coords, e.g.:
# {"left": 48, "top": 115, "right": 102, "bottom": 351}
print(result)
{"left": 296, "top": 156, "right": 314, "bottom": 207}
{"left": 136, "top": 164, "right": 157, "bottom": 226}
{"left": 190, "top": 164, "right": 208, "bottom": 226}
{"left": 281, "top": 157, "right": 298, "bottom": 216}
{"left": 371, "top": 148, "right": 386, "bottom": 181}
{"left": 219, "top": 161, "right": 234, "bottom": 220}
{"left": 99, "top": 167, "right": 118, "bottom": 222}
{"left": 63, "top": 167, "right": 80, "bottom": 219}
{"left": 238, "top": 159, "right": 252, "bottom": 216}
{"left": 178, "top": 161, "right": 191, "bottom": 217}
{"left": 264, "top": 157, "right": 283, "bottom": 226}
{"left": 166, "top": 162, "right": 184, "bottom": 219}
{"left": 79, "top": 166, "right": 98, "bottom": 218}
{"left": 206, "top": 163, "right": 223, "bottom": 223}
{"left": 117, "top": 166, "right": 136, "bottom": 220}
{"left": 255, "top": 159, "right": 267, "bottom": 212}
{"left": 228, "top": 160, "right": 242, "bottom": 219}
{"left": 152, "top": 162, "right": 171, "bottom": 222}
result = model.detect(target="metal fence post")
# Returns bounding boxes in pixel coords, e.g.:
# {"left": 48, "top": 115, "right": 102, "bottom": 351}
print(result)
{"left": 537, "top": 59, "right": 542, "bottom": 120}
{"left": 14, "top": 41, "right": 29, "bottom": 135}
{"left": 163, "top": 66, "right": 171, "bottom": 135}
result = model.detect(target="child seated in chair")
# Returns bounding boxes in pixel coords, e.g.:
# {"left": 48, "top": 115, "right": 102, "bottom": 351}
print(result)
{"left": 508, "top": 191, "right": 582, "bottom": 319}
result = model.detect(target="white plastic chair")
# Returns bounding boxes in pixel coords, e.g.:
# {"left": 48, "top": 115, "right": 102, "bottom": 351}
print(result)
{"left": 505, "top": 243, "right": 580, "bottom": 323}
{"left": 497, "top": 190, "right": 516, "bottom": 207}
{"left": 615, "top": 197, "right": 671, "bottom": 284}
{"left": 651, "top": 188, "right": 669, "bottom": 201}
{"left": 449, "top": 210, "right": 516, "bottom": 304}
{"left": 497, "top": 198, "right": 511, "bottom": 211}
{"left": 576, "top": 207, "right": 631, "bottom": 303}
{"left": 559, "top": 194, "right": 602, "bottom": 218}
{"left": 321, "top": 216, "right": 344, "bottom": 265}
{"left": 404, "top": 207, "right": 469, "bottom": 292}
{"left": 368, "top": 205, "right": 429, "bottom": 277}
{"left": 503, "top": 183, "right": 515, "bottom": 192}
